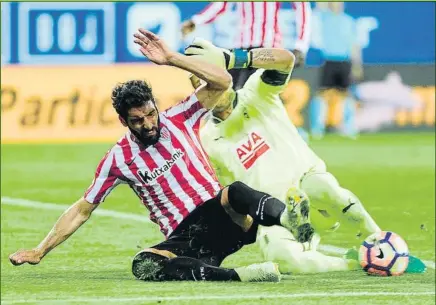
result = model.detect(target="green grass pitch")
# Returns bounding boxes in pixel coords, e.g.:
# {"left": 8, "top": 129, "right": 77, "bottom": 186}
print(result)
{"left": 1, "top": 133, "right": 435, "bottom": 305}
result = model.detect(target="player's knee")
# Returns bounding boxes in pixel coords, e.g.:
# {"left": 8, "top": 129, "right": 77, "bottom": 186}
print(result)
{"left": 225, "top": 181, "right": 254, "bottom": 213}
{"left": 228, "top": 181, "right": 250, "bottom": 195}
{"left": 132, "top": 248, "right": 173, "bottom": 281}
{"left": 302, "top": 172, "right": 367, "bottom": 222}
{"left": 300, "top": 172, "right": 339, "bottom": 201}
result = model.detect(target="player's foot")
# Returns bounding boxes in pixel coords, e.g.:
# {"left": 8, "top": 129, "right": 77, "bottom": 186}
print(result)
{"left": 405, "top": 255, "right": 426, "bottom": 273}
{"left": 235, "top": 262, "right": 281, "bottom": 282}
{"left": 280, "top": 186, "right": 314, "bottom": 243}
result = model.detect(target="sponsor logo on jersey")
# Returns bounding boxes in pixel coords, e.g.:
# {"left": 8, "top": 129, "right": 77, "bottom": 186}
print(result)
{"left": 138, "top": 149, "right": 183, "bottom": 183}
{"left": 235, "top": 131, "right": 270, "bottom": 169}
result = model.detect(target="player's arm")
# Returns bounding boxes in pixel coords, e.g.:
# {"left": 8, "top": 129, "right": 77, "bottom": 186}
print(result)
{"left": 185, "top": 42, "right": 295, "bottom": 81}
{"left": 9, "top": 198, "right": 97, "bottom": 266}
{"left": 168, "top": 51, "right": 232, "bottom": 110}
{"left": 186, "top": 43, "right": 295, "bottom": 116}
{"left": 134, "top": 29, "right": 232, "bottom": 110}
{"left": 181, "top": 2, "right": 230, "bottom": 37}
{"left": 234, "top": 48, "right": 296, "bottom": 106}
{"left": 9, "top": 150, "right": 119, "bottom": 266}
{"left": 250, "top": 48, "right": 295, "bottom": 73}
{"left": 188, "top": 48, "right": 296, "bottom": 87}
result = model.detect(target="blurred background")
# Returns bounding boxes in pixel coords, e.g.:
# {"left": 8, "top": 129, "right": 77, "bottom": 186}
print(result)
{"left": 1, "top": 1, "right": 434, "bottom": 143}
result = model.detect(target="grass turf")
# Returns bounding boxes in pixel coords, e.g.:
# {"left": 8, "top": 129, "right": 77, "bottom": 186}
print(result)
{"left": 1, "top": 133, "right": 435, "bottom": 305}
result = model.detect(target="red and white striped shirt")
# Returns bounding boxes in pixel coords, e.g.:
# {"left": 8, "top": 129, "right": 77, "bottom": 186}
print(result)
{"left": 84, "top": 92, "right": 221, "bottom": 238}
{"left": 191, "top": 2, "right": 311, "bottom": 53}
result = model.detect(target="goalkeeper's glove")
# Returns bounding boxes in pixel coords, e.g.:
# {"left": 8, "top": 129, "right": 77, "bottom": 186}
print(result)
{"left": 184, "top": 38, "right": 251, "bottom": 70}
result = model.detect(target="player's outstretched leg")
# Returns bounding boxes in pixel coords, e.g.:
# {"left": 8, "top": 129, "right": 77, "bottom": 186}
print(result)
{"left": 222, "top": 181, "right": 314, "bottom": 243}
{"left": 132, "top": 249, "right": 280, "bottom": 282}
{"left": 257, "top": 226, "right": 360, "bottom": 274}
{"left": 300, "top": 171, "right": 381, "bottom": 238}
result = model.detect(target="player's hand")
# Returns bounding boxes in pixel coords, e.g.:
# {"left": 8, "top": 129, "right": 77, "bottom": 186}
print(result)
{"left": 184, "top": 38, "right": 234, "bottom": 70}
{"left": 133, "top": 29, "right": 176, "bottom": 65}
{"left": 292, "top": 49, "right": 305, "bottom": 68}
{"left": 181, "top": 20, "right": 196, "bottom": 38}
{"left": 9, "top": 249, "right": 43, "bottom": 266}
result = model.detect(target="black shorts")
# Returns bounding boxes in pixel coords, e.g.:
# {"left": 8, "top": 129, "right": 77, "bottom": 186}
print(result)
{"left": 320, "top": 60, "right": 352, "bottom": 90}
{"left": 151, "top": 194, "right": 259, "bottom": 267}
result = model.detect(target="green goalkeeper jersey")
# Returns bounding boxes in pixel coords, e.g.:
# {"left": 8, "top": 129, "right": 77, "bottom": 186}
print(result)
{"left": 200, "top": 69, "right": 326, "bottom": 203}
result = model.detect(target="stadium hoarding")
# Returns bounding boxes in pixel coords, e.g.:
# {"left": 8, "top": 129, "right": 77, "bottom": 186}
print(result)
{"left": 2, "top": 2, "right": 434, "bottom": 66}
{"left": 1, "top": 65, "right": 193, "bottom": 143}
{"left": 1, "top": 64, "right": 434, "bottom": 143}
{"left": 288, "top": 65, "right": 435, "bottom": 133}
{"left": 2, "top": 1, "right": 434, "bottom": 142}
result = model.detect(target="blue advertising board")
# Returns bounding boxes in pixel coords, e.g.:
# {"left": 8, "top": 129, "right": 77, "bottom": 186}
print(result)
{"left": 1, "top": 2, "right": 435, "bottom": 66}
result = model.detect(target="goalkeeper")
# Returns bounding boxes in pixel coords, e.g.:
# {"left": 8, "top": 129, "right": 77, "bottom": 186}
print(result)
{"left": 185, "top": 39, "right": 425, "bottom": 274}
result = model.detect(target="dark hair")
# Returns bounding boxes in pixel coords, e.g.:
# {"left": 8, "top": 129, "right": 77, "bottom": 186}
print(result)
{"left": 111, "top": 80, "right": 156, "bottom": 119}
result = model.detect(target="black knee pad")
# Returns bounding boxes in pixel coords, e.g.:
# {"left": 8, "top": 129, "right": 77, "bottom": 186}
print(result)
{"left": 132, "top": 250, "right": 169, "bottom": 281}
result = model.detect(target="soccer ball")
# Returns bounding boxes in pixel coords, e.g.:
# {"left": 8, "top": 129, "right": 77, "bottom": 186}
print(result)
{"left": 359, "top": 231, "right": 409, "bottom": 276}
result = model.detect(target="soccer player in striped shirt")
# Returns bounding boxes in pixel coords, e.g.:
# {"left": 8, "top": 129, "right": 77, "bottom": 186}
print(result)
{"left": 181, "top": 1, "right": 311, "bottom": 90}
{"left": 191, "top": 41, "right": 426, "bottom": 274}
{"left": 8, "top": 30, "right": 315, "bottom": 282}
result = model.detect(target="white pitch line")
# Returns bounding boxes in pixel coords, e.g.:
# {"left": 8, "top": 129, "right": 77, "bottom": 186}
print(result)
{"left": 2, "top": 196, "right": 435, "bottom": 270}
{"left": 1, "top": 291, "right": 435, "bottom": 304}
{"left": 1, "top": 196, "right": 151, "bottom": 223}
